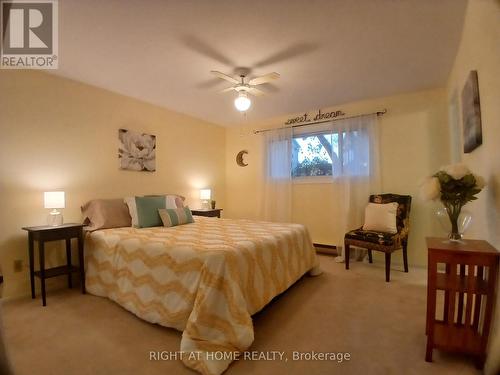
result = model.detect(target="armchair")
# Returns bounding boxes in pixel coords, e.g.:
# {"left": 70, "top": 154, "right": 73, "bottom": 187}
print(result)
{"left": 344, "top": 194, "right": 412, "bottom": 282}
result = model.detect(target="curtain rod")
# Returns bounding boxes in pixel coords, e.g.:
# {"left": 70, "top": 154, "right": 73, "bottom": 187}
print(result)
{"left": 253, "top": 109, "right": 387, "bottom": 134}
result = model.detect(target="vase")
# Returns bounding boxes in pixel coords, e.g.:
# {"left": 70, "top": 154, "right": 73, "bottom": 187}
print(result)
{"left": 436, "top": 207, "right": 472, "bottom": 241}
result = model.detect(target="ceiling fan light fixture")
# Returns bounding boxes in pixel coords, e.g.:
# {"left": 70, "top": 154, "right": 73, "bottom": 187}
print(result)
{"left": 234, "top": 92, "right": 251, "bottom": 112}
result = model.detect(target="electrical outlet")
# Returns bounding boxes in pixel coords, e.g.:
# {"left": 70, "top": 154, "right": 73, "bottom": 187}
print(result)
{"left": 13, "top": 259, "right": 23, "bottom": 272}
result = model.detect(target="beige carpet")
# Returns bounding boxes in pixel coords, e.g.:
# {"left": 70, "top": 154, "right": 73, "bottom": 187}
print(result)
{"left": 1, "top": 255, "right": 480, "bottom": 375}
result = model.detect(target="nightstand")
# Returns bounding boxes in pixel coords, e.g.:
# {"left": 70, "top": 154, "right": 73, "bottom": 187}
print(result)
{"left": 191, "top": 208, "right": 223, "bottom": 218}
{"left": 22, "top": 223, "right": 86, "bottom": 306}
{"left": 425, "top": 237, "right": 499, "bottom": 368}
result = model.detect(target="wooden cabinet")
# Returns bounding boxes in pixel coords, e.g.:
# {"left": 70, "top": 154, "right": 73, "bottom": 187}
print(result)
{"left": 425, "top": 237, "right": 499, "bottom": 368}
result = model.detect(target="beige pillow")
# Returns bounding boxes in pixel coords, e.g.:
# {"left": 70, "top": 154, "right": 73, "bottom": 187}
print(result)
{"left": 81, "top": 199, "right": 132, "bottom": 231}
{"left": 362, "top": 202, "right": 398, "bottom": 233}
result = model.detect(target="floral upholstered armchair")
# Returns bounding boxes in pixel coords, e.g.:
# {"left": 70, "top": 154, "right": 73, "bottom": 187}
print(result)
{"left": 344, "top": 194, "right": 412, "bottom": 282}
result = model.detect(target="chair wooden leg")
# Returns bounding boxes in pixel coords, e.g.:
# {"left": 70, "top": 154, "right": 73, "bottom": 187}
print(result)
{"left": 368, "top": 250, "right": 373, "bottom": 263}
{"left": 403, "top": 243, "right": 409, "bottom": 273}
{"left": 385, "top": 252, "right": 391, "bottom": 282}
{"left": 425, "top": 336, "right": 433, "bottom": 362}
{"left": 345, "top": 243, "right": 350, "bottom": 270}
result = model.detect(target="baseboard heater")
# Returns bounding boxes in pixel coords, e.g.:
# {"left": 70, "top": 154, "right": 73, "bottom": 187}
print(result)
{"left": 313, "top": 243, "right": 338, "bottom": 255}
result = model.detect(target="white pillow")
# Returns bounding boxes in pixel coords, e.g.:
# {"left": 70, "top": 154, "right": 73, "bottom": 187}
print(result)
{"left": 124, "top": 197, "right": 139, "bottom": 227}
{"left": 362, "top": 202, "right": 398, "bottom": 233}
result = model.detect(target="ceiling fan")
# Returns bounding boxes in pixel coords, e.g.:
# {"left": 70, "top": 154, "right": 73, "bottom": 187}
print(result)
{"left": 210, "top": 70, "right": 280, "bottom": 112}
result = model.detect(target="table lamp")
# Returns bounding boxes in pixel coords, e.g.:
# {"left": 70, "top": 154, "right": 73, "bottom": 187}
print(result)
{"left": 199, "top": 189, "right": 211, "bottom": 210}
{"left": 44, "top": 191, "right": 65, "bottom": 226}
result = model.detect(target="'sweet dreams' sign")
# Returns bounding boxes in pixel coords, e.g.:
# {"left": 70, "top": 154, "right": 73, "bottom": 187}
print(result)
{"left": 284, "top": 109, "right": 345, "bottom": 126}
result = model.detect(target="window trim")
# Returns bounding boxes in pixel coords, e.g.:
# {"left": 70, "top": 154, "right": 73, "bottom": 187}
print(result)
{"left": 292, "top": 175, "right": 334, "bottom": 184}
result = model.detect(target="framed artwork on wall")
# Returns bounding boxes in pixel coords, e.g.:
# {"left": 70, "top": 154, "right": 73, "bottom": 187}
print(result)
{"left": 461, "top": 70, "right": 482, "bottom": 153}
{"left": 118, "top": 128, "right": 156, "bottom": 172}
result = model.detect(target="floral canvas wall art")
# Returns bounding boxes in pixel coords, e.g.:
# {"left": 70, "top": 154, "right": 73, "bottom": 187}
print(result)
{"left": 118, "top": 129, "right": 156, "bottom": 172}
{"left": 461, "top": 70, "right": 482, "bottom": 153}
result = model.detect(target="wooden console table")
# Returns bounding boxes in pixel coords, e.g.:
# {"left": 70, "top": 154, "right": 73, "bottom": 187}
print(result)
{"left": 425, "top": 237, "right": 499, "bottom": 368}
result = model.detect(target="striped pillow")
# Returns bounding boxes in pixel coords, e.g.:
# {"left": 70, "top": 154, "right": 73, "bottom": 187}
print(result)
{"left": 158, "top": 207, "right": 194, "bottom": 227}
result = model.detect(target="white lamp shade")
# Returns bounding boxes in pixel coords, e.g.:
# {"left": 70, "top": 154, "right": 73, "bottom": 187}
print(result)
{"left": 234, "top": 93, "right": 251, "bottom": 112}
{"left": 44, "top": 191, "right": 65, "bottom": 209}
{"left": 199, "top": 189, "right": 211, "bottom": 200}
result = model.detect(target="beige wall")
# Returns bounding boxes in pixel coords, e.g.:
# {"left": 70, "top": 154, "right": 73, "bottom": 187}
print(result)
{"left": 446, "top": 1, "right": 500, "bottom": 373}
{"left": 0, "top": 71, "right": 226, "bottom": 298}
{"left": 225, "top": 88, "right": 450, "bottom": 267}
{"left": 2, "top": 2, "right": 498, "bottom": 368}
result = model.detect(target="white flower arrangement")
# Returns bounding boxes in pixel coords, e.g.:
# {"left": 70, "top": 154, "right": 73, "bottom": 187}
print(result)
{"left": 420, "top": 163, "right": 485, "bottom": 203}
{"left": 420, "top": 163, "right": 485, "bottom": 240}
{"left": 420, "top": 176, "right": 441, "bottom": 201}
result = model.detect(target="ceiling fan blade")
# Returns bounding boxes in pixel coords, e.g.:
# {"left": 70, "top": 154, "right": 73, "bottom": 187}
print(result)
{"left": 253, "top": 43, "right": 316, "bottom": 68}
{"left": 248, "top": 87, "right": 265, "bottom": 97}
{"left": 211, "top": 71, "right": 239, "bottom": 84}
{"left": 220, "top": 87, "right": 235, "bottom": 93}
{"left": 196, "top": 78, "right": 225, "bottom": 89}
{"left": 248, "top": 72, "right": 280, "bottom": 86}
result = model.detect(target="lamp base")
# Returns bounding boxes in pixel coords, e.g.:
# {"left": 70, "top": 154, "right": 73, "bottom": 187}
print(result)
{"left": 47, "top": 210, "right": 63, "bottom": 226}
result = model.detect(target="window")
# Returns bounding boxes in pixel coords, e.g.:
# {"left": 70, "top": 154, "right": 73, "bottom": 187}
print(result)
{"left": 292, "top": 130, "right": 370, "bottom": 178}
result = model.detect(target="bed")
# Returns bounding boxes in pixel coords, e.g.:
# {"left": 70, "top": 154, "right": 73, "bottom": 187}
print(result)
{"left": 85, "top": 216, "right": 320, "bottom": 375}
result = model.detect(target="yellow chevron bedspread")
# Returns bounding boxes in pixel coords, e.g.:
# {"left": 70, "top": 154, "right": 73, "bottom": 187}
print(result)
{"left": 85, "top": 217, "right": 319, "bottom": 375}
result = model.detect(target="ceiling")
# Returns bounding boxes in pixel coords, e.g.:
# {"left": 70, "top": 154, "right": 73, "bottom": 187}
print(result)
{"left": 53, "top": 0, "right": 468, "bottom": 126}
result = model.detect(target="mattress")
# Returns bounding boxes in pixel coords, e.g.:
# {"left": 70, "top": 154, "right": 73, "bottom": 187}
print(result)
{"left": 85, "top": 216, "right": 319, "bottom": 375}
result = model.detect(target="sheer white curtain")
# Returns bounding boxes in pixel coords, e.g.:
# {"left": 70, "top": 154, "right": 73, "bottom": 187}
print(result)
{"left": 261, "top": 127, "right": 293, "bottom": 222}
{"left": 259, "top": 114, "right": 380, "bottom": 249}
{"left": 332, "top": 114, "right": 381, "bottom": 261}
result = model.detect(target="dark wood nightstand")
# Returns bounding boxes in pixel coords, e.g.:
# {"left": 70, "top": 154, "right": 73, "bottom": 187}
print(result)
{"left": 22, "top": 223, "right": 86, "bottom": 306}
{"left": 191, "top": 209, "right": 223, "bottom": 218}
{"left": 425, "top": 237, "right": 499, "bottom": 368}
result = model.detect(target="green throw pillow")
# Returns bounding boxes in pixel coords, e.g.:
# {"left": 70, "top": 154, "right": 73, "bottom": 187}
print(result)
{"left": 158, "top": 207, "right": 194, "bottom": 227}
{"left": 135, "top": 196, "right": 166, "bottom": 228}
